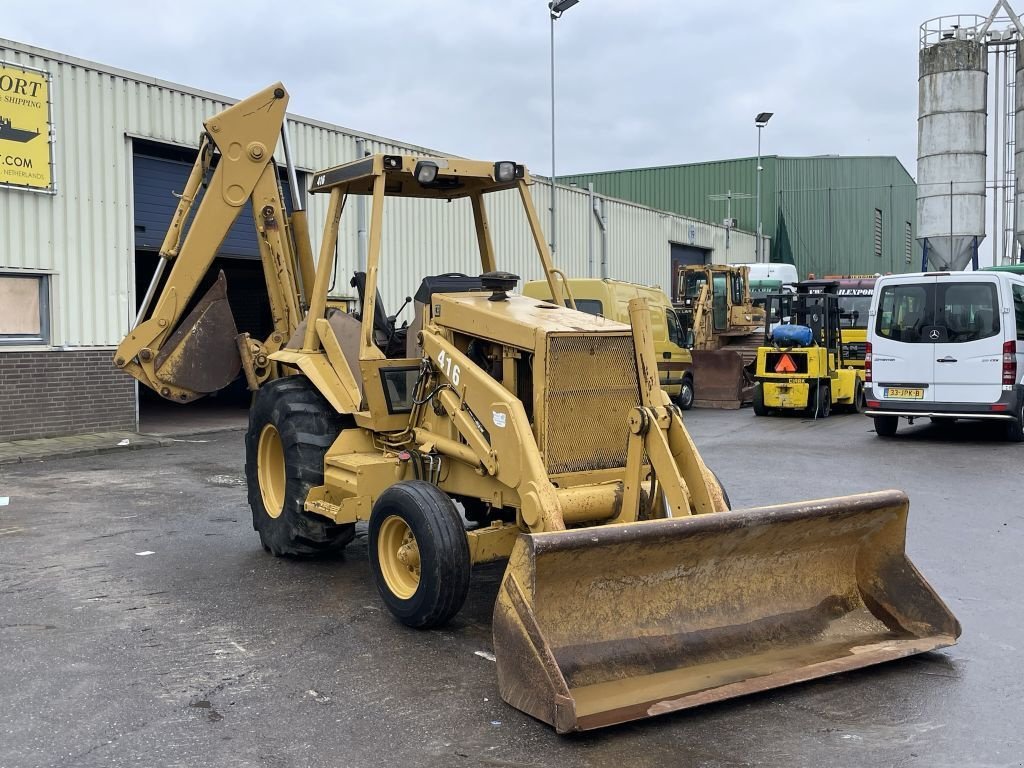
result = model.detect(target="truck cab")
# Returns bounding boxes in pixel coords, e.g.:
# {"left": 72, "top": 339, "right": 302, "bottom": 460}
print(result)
{"left": 522, "top": 278, "right": 695, "bottom": 409}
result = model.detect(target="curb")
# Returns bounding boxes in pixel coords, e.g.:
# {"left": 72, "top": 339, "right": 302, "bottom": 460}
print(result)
{"left": 0, "top": 426, "right": 243, "bottom": 466}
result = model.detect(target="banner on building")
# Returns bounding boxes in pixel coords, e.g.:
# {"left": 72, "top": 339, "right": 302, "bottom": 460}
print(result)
{"left": 0, "top": 62, "right": 53, "bottom": 192}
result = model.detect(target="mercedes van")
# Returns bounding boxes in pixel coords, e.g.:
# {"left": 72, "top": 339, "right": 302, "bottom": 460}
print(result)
{"left": 865, "top": 270, "right": 1024, "bottom": 441}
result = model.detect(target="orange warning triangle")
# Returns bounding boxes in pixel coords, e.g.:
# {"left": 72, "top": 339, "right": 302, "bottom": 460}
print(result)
{"left": 774, "top": 354, "right": 798, "bottom": 373}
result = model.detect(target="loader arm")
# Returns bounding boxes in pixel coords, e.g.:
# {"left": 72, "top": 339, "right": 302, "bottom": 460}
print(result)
{"left": 114, "top": 83, "right": 314, "bottom": 402}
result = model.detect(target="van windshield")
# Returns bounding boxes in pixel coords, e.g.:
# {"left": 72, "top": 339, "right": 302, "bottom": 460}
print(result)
{"left": 875, "top": 281, "right": 1000, "bottom": 343}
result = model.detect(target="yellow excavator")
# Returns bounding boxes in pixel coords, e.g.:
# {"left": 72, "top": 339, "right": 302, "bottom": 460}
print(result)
{"left": 674, "top": 265, "right": 765, "bottom": 408}
{"left": 115, "top": 84, "right": 959, "bottom": 733}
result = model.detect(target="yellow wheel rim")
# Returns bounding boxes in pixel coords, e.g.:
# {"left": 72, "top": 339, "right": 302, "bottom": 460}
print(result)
{"left": 378, "top": 515, "right": 420, "bottom": 600}
{"left": 257, "top": 424, "right": 286, "bottom": 519}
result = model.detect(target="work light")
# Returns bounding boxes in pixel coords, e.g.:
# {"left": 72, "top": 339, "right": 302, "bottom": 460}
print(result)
{"left": 414, "top": 160, "right": 439, "bottom": 185}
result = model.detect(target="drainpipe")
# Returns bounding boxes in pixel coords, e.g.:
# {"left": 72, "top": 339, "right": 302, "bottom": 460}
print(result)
{"left": 587, "top": 183, "right": 595, "bottom": 277}
{"left": 592, "top": 193, "right": 608, "bottom": 278}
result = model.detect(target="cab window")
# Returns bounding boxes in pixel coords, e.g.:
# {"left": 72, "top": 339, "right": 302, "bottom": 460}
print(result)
{"left": 838, "top": 295, "right": 871, "bottom": 329}
{"left": 731, "top": 272, "right": 746, "bottom": 305}
{"left": 666, "top": 310, "right": 684, "bottom": 347}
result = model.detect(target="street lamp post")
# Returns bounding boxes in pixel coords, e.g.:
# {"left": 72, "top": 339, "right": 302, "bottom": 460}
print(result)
{"left": 754, "top": 111, "right": 773, "bottom": 263}
{"left": 549, "top": 0, "right": 579, "bottom": 257}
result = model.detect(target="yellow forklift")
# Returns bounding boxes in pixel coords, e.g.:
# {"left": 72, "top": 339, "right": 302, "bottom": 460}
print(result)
{"left": 753, "top": 282, "right": 865, "bottom": 418}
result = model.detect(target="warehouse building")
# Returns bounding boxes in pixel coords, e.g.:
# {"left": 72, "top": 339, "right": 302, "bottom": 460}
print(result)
{"left": 0, "top": 38, "right": 760, "bottom": 441}
{"left": 564, "top": 155, "right": 920, "bottom": 278}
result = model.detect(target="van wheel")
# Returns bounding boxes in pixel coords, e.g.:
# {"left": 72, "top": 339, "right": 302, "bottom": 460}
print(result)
{"left": 874, "top": 414, "right": 899, "bottom": 437}
{"left": 676, "top": 376, "right": 694, "bottom": 411}
{"left": 752, "top": 382, "right": 770, "bottom": 416}
{"left": 1007, "top": 401, "right": 1024, "bottom": 443}
{"left": 808, "top": 382, "right": 831, "bottom": 419}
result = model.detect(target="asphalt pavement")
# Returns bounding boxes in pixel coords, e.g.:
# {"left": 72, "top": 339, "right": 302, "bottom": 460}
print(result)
{"left": 0, "top": 409, "right": 1021, "bottom": 767}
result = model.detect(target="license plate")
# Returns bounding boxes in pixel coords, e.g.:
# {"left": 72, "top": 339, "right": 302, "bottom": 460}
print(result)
{"left": 885, "top": 387, "right": 924, "bottom": 399}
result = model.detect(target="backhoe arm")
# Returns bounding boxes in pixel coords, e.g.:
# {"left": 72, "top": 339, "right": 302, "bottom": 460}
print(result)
{"left": 114, "top": 83, "right": 311, "bottom": 402}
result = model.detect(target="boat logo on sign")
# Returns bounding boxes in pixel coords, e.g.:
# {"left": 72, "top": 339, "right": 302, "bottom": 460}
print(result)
{"left": 774, "top": 354, "right": 798, "bottom": 373}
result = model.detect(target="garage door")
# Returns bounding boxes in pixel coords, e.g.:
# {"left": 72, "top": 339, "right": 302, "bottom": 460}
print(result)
{"left": 133, "top": 149, "right": 298, "bottom": 259}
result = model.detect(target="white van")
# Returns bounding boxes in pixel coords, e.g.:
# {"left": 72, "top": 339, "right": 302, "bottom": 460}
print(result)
{"left": 865, "top": 270, "right": 1024, "bottom": 441}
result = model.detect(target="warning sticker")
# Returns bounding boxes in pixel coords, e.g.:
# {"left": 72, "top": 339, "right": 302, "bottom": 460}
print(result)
{"left": 774, "top": 354, "right": 798, "bottom": 373}
{"left": 0, "top": 62, "right": 53, "bottom": 192}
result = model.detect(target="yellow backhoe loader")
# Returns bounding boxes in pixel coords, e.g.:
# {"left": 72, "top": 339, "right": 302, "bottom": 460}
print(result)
{"left": 115, "top": 84, "right": 960, "bottom": 733}
{"left": 674, "top": 265, "right": 765, "bottom": 408}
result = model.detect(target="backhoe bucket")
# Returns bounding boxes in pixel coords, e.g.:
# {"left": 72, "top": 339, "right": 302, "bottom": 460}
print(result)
{"left": 493, "top": 490, "right": 959, "bottom": 733}
{"left": 154, "top": 271, "right": 241, "bottom": 397}
{"left": 691, "top": 350, "right": 751, "bottom": 408}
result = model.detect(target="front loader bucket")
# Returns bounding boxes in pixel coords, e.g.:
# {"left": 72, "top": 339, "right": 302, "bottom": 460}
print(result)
{"left": 691, "top": 350, "right": 751, "bottom": 409}
{"left": 154, "top": 271, "right": 241, "bottom": 397}
{"left": 493, "top": 490, "right": 959, "bottom": 733}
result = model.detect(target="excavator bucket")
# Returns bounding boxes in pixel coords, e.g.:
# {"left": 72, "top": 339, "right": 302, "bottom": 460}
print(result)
{"left": 154, "top": 271, "right": 242, "bottom": 397}
{"left": 691, "top": 350, "right": 752, "bottom": 408}
{"left": 493, "top": 490, "right": 959, "bottom": 733}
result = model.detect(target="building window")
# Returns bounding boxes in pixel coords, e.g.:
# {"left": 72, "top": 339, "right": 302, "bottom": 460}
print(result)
{"left": 0, "top": 273, "right": 50, "bottom": 346}
{"left": 873, "top": 209, "right": 883, "bottom": 258}
{"left": 905, "top": 221, "right": 913, "bottom": 264}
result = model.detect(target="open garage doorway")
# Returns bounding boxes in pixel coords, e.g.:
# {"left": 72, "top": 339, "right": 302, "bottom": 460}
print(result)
{"left": 131, "top": 139, "right": 301, "bottom": 435}
{"left": 669, "top": 243, "right": 710, "bottom": 302}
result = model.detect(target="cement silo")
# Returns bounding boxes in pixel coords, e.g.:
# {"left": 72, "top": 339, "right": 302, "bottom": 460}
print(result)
{"left": 917, "top": 24, "right": 988, "bottom": 270}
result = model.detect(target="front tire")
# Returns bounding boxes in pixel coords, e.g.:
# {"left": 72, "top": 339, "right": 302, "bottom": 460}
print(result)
{"left": 676, "top": 375, "right": 695, "bottom": 411}
{"left": 369, "top": 481, "right": 471, "bottom": 629}
{"left": 874, "top": 414, "right": 899, "bottom": 438}
{"left": 245, "top": 377, "right": 355, "bottom": 557}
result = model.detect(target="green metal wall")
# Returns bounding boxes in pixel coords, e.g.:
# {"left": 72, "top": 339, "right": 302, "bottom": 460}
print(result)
{"left": 564, "top": 156, "right": 920, "bottom": 277}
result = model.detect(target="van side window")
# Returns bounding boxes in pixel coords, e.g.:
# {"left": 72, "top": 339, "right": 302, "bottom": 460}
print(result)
{"left": 1014, "top": 284, "right": 1024, "bottom": 341}
{"left": 876, "top": 284, "right": 929, "bottom": 342}
{"left": 571, "top": 299, "right": 604, "bottom": 317}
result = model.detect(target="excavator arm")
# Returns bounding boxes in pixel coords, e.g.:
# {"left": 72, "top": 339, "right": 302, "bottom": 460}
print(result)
{"left": 114, "top": 83, "right": 315, "bottom": 402}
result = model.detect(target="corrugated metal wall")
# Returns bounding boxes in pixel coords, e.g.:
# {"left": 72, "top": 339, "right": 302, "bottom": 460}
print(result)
{"left": 565, "top": 156, "right": 920, "bottom": 277}
{"left": 0, "top": 38, "right": 752, "bottom": 347}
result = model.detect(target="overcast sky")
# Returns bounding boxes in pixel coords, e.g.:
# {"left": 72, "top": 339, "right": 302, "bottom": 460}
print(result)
{"left": 4, "top": 0, "right": 970, "bottom": 178}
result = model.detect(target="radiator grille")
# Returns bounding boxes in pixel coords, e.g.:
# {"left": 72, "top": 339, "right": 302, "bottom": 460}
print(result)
{"left": 543, "top": 334, "right": 640, "bottom": 475}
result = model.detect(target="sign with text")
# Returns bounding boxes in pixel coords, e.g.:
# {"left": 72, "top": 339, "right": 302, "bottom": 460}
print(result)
{"left": 0, "top": 62, "right": 53, "bottom": 192}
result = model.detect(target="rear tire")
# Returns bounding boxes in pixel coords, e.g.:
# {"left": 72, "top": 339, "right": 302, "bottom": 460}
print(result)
{"left": 874, "top": 414, "right": 899, "bottom": 438}
{"left": 245, "top": 377, "right": 356, "bottom": 557}
{"left": 676, "top": 375, "right": 694, "bottom": 411}
{"left": 807, "top": 381, "right": 831, "bottom": 419}
{"left": 1006, "top": 400, "right": 1024, "bottom": 443}
{"left": 752, "top": 382, "right": 769, "bottom": 417}
{"left": 368, "top": 481, "right": 471, "bottom": 629}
